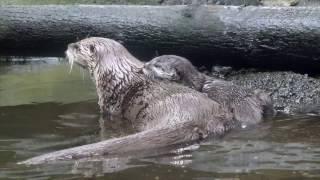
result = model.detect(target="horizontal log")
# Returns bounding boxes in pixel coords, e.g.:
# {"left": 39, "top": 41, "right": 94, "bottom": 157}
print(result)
{"left": 0, "top": 5, "right": 320, "bottom": 73}
{"left": 0, "top": 0, "right": 160, "bottom": 5}
{"left": 1, "top": 0, "right": 318, "bottom": 6}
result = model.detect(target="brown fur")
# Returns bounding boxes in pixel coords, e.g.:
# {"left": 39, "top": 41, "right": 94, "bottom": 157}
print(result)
{"left": 20, "top": 38, "right": 237, "bottom": 165}
{"left": 144, "top": 55, "right": 274, "bottom": 125}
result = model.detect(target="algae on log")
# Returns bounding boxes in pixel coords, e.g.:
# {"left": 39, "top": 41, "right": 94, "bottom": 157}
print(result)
{"left": 0, "top": 5, "right": 320, "bottom": 72}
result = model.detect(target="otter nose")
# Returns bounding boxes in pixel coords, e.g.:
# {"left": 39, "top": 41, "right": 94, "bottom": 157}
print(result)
{"left": 68, "top": 43, "right": 79, "bottom": 50}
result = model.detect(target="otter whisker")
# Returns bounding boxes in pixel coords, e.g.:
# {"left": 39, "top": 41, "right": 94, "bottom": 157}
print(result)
{"left": 67, "top": 51, "right": 75, "bottom": 74}
{"left": 69, "top": 59, "right": 74, "bottom": 74}
{"left": 81, "top": 67, "right": 85, "bottom": 81}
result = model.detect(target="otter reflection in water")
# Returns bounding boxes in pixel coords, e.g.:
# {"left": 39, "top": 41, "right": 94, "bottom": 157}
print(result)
{"left": 21, "top": 38, "right": 266, "bottom": 165}
{"left": 144, "top": 55, "right": 274, "bottom": 125}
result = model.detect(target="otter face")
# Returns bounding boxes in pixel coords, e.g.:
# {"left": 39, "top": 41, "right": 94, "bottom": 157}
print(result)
{"left": 66, "top": 38, "right": 100, "bottom": 73}
{"left": 145, "top": 55, "right": 205, "bottom": 91}
{"left": 66, "top": 37, "right": 144, "bottom": 76}
{"left": 144, "top": 56, "right": 181, "bottom": 81}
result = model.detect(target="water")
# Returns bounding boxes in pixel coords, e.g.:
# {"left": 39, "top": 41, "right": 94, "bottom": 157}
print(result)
{"left": 0, "top": 58, "right": 320, "bottom": 179}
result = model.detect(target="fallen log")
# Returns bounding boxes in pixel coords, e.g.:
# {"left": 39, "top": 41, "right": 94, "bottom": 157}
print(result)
{"left": 0, "top": 0, "right": 161, "bottom": 5}
{"left": 0, "top": 5, "right": 320, "bottom": 73}
{"left": 2, "top": 0, "right": 317, "bottom": 6}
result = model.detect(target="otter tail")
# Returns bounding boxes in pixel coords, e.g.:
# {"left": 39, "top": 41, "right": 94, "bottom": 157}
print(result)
{"left": 19, "top": 119, "right": 230, "bottom": 165}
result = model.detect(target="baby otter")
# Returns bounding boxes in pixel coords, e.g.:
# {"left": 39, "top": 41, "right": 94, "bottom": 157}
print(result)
{"left": 144, "top": 55, "right": 274, "bottom": 125}
{"left": 21, "top": 38, "right": 238, "bottom": 165}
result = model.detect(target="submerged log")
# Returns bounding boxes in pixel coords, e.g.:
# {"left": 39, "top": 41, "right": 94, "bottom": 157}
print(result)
{"left": 0, "top": 5, "right": 320, "bottom": 73}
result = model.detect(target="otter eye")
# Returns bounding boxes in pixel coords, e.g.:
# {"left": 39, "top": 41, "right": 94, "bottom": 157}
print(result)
{"left": 89, "top": 44, "right": 95, "bottom": 53}
{"left": 74, "top": 44, "right": 80, "bottom": 50}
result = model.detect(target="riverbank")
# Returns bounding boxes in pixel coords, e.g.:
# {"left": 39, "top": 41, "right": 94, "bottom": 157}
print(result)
{"left": 208, "top": 67, "right": 320, "bottom": 114}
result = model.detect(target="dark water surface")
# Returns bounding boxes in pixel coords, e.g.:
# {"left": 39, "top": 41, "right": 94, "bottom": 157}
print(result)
{"left": 1, "top": 58, "right": 320, "bottom": 179}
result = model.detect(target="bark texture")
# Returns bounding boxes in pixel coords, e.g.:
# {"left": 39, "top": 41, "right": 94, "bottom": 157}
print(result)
{"left": 0, "top": 5, "right": 320, "bottom": 72}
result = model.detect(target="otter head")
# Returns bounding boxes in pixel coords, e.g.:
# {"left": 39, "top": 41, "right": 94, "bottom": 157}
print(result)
{"left": 144, "top": 55, "right": 204, "bottom": 90}
{"left": 66, "top": 37, "right": 145, "bottom": 114}
{"left": 66, "top": 37, "right": 144, "bottom": 77}
{"left": 66, "top": 38, "right": 99, "bottom": 74}
{"left": 144, "top": 55, "right": 182, "bottom": 81}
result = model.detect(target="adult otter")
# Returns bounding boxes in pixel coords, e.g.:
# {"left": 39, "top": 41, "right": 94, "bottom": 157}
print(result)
{"left": 21, "top": 37, "right": 237, "bottom": 165}
{"left": 144, "top": 55, "right": 274, "bottom": 125}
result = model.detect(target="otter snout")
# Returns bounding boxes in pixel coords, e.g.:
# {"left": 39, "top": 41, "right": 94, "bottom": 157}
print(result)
{"left": 144, "top": 62, "right": 179, "bottom": 81}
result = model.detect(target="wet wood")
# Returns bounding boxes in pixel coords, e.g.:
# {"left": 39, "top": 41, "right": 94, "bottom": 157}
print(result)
{"left": 0, "top": 5, "right": 320, "bottom": 72}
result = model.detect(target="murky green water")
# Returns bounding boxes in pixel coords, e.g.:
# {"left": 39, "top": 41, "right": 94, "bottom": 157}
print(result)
{"left": 0, "top": 58, "right": 320, "bottom": 179}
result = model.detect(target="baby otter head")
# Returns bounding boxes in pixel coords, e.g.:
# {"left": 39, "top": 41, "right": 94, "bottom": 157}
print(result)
{"left": 144, "top": 55, "right": 193, "bottom": 81}
{"left": 144, "top": 55, "right": 204, "bottom": 90}
{"left": 66, "top": 37, "right": 144, "bottom": 75}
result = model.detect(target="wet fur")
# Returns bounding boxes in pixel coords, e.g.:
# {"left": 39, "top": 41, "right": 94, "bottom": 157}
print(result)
{"left": 20, "top": 38, "right": 237, "bottom": 165}
{"left": 144, "top": 55, "right": 274, "bottom": 125}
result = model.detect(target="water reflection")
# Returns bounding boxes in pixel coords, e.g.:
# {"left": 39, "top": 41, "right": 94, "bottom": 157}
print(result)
{"left": 0, "top": 58, "right": 320, "bottom": 179}
{"left": 0, "top": 57, "right": 96, "bottom": 106}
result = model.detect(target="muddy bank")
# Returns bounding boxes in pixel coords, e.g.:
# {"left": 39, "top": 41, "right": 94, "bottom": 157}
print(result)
{"left": 209, "top": 68, "right": 320, "bottom": 114}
